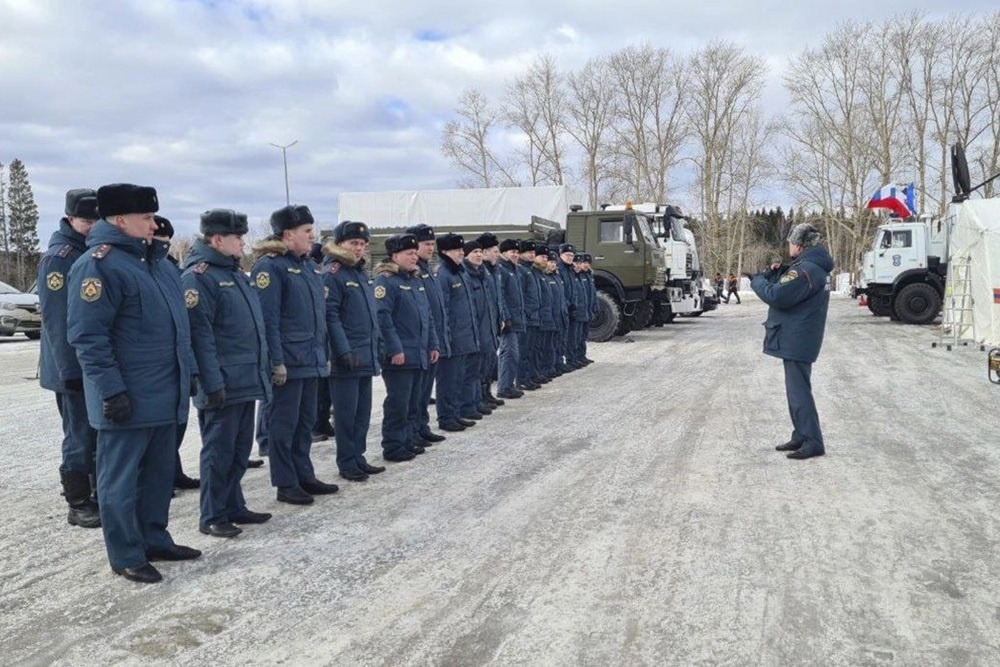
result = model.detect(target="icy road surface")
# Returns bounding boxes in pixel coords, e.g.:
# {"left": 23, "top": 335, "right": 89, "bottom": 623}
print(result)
{"left": 2, "top": 297, "right": 1000, "bottom": 666}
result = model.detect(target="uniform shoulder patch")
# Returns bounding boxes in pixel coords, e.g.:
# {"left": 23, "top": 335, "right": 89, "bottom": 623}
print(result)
{"left": 374, "top": 285, "right": 387, "bottom": 299}
{"left": 80, "top": 277, "right": 102, "bottom": 302}
{"left": 779, "top": 270, "right": 799, "bottom": 284}
{"left": 192, "top": 262, "right": 209, "bottom": 274}
{"left": 56, "top": 245, "right": 73, "bottom": 258}
{"left": 91, "top": 244, "right": 112, "bottom": 260}
{"left": 185, "top": 288, "right": 199, "bottom": 309}
{"left": 46, "top": 271, "right": 65, "bottom": 291}
{"left": 380, "top": 271, "right": 393, "bottom": 278}
{"left": 255, "top": 272, "right": 271, "bottom": 289}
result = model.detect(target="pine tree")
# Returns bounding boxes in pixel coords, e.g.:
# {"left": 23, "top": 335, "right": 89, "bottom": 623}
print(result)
{"left": 6, "top": 159, "right": 40, "bottom": 290}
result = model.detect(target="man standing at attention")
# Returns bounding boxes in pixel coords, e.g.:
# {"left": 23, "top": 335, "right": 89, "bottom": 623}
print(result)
{"left": 750, "top": 223, "right": 833, "bottom": 461}
{"left": 68, "top": 183, "right": 200, "bottom": 583}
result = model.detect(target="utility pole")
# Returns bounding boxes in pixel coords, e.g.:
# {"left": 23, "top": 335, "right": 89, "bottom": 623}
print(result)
{"left": 269, "top": 140, "right": 298, "bottom": 205}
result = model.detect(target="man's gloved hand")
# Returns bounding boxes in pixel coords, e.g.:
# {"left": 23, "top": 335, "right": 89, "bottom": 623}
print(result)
{"left": 501, "top": 320, "right": 513, "bottom": 334}
{"left": 191, "top": 376, "right": 199, "bottom": 397}
{"left": 271, "top": 364, "right": 288, "bottom": 386}
{"left": 336, "top": 353, "right": 358, "bottom": 371}
{"left": 102, "top": 392, "right": 132, "bottom": 423}
{"left": 65, "top": 378, "right": 84, "bottom": 393}
{"left": 205, "top": 388, "right": 226, "bottom": 410}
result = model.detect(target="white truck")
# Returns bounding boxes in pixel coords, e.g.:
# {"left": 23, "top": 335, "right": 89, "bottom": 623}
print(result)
{"left": 855, "top": 143, "right": 1000, "bottom": 325}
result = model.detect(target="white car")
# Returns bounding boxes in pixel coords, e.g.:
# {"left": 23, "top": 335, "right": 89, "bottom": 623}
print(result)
{"left": 0, "top": 280, "right": 41, "bottom": 340}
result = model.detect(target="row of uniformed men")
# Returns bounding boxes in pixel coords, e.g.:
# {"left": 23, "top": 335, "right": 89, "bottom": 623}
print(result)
{"left": 36, "top": 184, "right": 598, "bottom": 583}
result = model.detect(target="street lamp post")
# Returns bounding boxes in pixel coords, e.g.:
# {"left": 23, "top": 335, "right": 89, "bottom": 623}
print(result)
{"left": 269, "top": 140, "right": 298, "bottom": 205}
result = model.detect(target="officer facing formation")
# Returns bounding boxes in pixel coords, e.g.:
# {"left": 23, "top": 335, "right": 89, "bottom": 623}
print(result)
{"left": 374, "top": 234, "right": 440, "bottom": 461}
{"left": 38, "top": 188, "right": 101, "bottom": 529}
{"left": 251, "top": 205, "right": 338, "bottom": 505}
{"left": 751, "top": 222, "right": 834, "bottom": 460}
{"left": 182, "top": 209, "right": 273, "bottom": 539}
{"left": 67, "top": 184, "right": 202, "bottom": 583}
{"left": 322, "top": 220, "right": 386, "bottom": 481}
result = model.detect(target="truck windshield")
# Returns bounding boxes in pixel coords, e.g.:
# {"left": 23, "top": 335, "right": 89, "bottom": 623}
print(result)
{"left": 635, "top": 215, "right": 657, "bottom": 245}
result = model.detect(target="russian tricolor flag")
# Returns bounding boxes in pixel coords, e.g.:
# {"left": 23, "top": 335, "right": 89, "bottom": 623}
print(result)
{"left": 867, "top": 183, "right": 916, "bottom": 219}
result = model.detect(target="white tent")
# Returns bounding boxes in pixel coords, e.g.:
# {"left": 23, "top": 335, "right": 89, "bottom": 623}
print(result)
{"left": 944, "top": 198, "right": 1000, "bottom": 345}
{"left": 337, "top": 185, "right": 587, "bottom": 227}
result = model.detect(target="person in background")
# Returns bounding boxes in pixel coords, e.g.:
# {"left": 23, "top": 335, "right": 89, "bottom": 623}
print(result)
{"left": 726, "top": 273, "right": 742, "bottom": 304}
{"left": 516, "top": 241, "right": 541, "bottom": 391}
{"left": 496, "top": 240, "right": 525, "bottom": 400}
{"left": 750, "top": 223, "right": 833, "bottom": 461}
{"left": 182, "top": 209, "right": 272, "bottom": 538}
{"left": 309, "top": 241, "right": 335, "bottom": 443}
{"left": 476, "top": 233, "right": 505, "bottom": 409}
{"left": 38, "top": 188, "right": 101, "bottom": 529}
{"left": 462, "top": 239, "right": 498, "bottom": 418}
{"left": 714, "top": 272, "right": 725, "bottom": 301}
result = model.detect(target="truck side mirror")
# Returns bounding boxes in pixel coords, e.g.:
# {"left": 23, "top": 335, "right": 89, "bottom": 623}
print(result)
{"left": 623, "top": 212, "right": 635, "bottom": 245}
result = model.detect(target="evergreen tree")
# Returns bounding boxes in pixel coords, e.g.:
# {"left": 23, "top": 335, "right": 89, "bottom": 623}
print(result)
{"left": 6, "top": 159, "right": 40, "bottom": 289}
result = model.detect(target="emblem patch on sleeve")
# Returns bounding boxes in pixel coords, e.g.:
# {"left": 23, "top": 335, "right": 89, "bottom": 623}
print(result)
{"left": 374, "top": 285, "right": 386, "bottom": 299}
{"left": 255, "top": 272, "right": 271, "bottom": 289}
{"left": 46, "top": 271, "right": 64, "bottom": 291}
{"left": 779, "top": 270, "right": 799, "bottom": 284}
{"left": 185, "top": 288, "right": 199, "bottom": 309}
{"left": 80, "top": 277, "right": 102, "bottom": 302}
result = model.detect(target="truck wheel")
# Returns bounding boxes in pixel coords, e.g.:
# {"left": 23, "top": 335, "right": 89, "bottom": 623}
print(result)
{"left": 632, "top": 301, "right": 654, "bottom": 329}
{"left": 589, "top": 291, "right": 622, "bottom": 342}
{"left": 895, "top": 283, "right": 942, "bottom": 325}
{"left": 868, "top": 297, "right": 891, "bottom": 317}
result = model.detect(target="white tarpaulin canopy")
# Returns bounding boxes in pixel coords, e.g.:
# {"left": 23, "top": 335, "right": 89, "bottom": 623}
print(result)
{"left": 945, "top": 197, "right": 1000, "bottom": 345}
{"left": 337, "top": 185, "right": 587, "bottom": 228}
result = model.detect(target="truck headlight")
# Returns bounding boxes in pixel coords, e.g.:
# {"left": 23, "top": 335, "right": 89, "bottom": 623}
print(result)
{"left": 0, "top": 302, "right": 16, "bottom": 311}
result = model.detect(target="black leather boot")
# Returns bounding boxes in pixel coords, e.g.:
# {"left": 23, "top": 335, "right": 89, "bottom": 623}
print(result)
{"left": 61, "top": 471, "right": 101, "bottom": 529}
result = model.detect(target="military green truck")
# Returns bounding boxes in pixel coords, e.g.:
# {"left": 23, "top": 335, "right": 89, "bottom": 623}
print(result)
{"left": 334, "top": 186, "right": 667, "bottom": 341}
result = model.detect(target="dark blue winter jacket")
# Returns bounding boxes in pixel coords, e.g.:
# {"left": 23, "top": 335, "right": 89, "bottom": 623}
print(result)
{"left": 549, "top": 270, "right": 568, "bottom": 330}
{"left": 571, "top": 270, "right": 590, "bottom": 322}
{"left": 322, "top": 242, "right": 381, "bottom": 379}
{"left": 436, "top": 255, "right": 479, "bottom": 357}
{"left": 497, "top": 258, "right": 525, "bottom": 334}
{"left": 38, "top": 219, "right": 88, "bottom": 393}
{"left": 465, "top": 259, "right": 499, "bottom": 352}
{"left": 417, "top": 258, "right": 450, "bottom": 358}
{"left": 533, "top": 262, "right": 556, "bottom": 332}
{"left": 582, "top": 271, "right": 598, "bottom": 320}
{"left": 750, "top": 245, "right": 834, "bottom": 364}
{"left": 250, "top": 239, "right": 329, "bottom": 380}
{"left": 374, "top": 261, "right": 438, "bottom": 370}
{"left": 558, "top": 260, "right": 579, "bottom": 320}
{"left": 182, "top": 239, "right": 271, "bottom": 409}
{"left": 518, "top": 259, "right": 540, "bottom": 327}
{"left": 67, "top": 220, "right": 195, "bottom": 430}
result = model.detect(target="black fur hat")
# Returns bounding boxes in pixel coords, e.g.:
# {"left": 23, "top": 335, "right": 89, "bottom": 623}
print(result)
{"left": 200, "top": 208, "right": 249, "bottom": 236}
{"left": 499, "top": 239, "right": 519, "bottom": 253}
{"left": 65, "top": 188, "right": 98, "bottom": 219}
{"left": 406, "top": 223, "right": 435, "bottom": 242}
{"left": 436, "top": 233, "right": 465, "bottom": 252}
{"left": 518, "top": 240, "right": 537, "bottom": 253}
{"left": 385, "top": 234, "right": 419, "bottom": 255}
{"left": 558, "top": 243, "right": 576, "bottom": 255}
{"left": 334, "top": 220, "right": 371, "bottom": 243}
{"left": 270, "top": 204, "right": 314, "bottom": 236}
{"left": 476, "top": 232, "right": 499, "bottom": 250}
{"left": 462, "top": 240, "right": 483, "bottom": 254}
{"left": 97, "top": 183, "right": 159, "bottom": 217}
{"left": 154, "top": 215, "right": 174, "bottom": 239}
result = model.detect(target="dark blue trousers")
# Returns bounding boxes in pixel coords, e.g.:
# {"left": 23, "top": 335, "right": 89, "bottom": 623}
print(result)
{"left": 436, "top": 354, "right": 468, "bottom": 424}
{"left": 480, "top": 345, "right": 497, "bottom": 387}
{"left": 314, "top": 376, "right": 332, "bottom": 432}
{"left": 497, "top": 332, "right": 519, "bottom": 393}
{"left": 382, "top": 369, "right": 422, "bottom": 457}
{"left": 554, "top": 322, "right": 569, "bottom": 370}
{"left": 417, "top": 363, "right": 438, "bottom": 437}
{"left": 783, "top": 360, "right": 825, "bottom": 453}
{"left": 267, "top": 377, "right": 318, "bottom": 488}
{"left": 460, "top": 352, "right": 483, "bottom": 415}
{"left": 331, "top": 376, "right": 373, "bottom": 475}
{"left": 96, "top": 424, "right": 176, "bottom": 569}
{"left": 255, "top": 398, "right": 269, "bottom": 456}
{"left": 55, "top": 391, "right": 96, "bottom": 475}
{"left": 564, "top": 323, "right": 578, "bottom": 364}
{"left": 198, "top": 401, "right": 253, "bottom": 525}
{"left": 535, "top": 330, "right": 556, "bottom": 378}
{"left": 174, "top": 421, "right": 189, "bottom": 481}
{"left": 517, "top": 328, "right": 537, "bottom": 385}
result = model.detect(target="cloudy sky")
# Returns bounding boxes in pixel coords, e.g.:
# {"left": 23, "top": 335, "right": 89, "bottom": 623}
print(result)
{"left": 1, "top": 0, "right": 995, "bottom": 242}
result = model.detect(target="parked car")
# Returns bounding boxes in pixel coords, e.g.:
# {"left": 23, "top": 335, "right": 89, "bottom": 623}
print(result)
{"left": 0, "top": 280, "right": 41, "bottom": 339}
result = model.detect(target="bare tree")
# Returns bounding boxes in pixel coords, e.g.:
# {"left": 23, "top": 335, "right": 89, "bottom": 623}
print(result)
{"left": 441, "top": 88, "right": 519, "bottom": 188}
{"left": 503, "top": 54, "right": 568, "bottom": 186}
{"left": 565, "top": 57, "right": 616, "bottom": 208}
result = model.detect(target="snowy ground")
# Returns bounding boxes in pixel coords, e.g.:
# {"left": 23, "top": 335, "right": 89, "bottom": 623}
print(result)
{"left": 2, "top": 297, "right": 1000, "bottom": 666}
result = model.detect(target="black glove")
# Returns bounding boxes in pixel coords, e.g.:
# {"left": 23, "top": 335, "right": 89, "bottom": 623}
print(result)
{"left": 501, "top": 320, "right": 513, "bottom": 335}
{"left": 336, "top": 353, "right": 358, "bottom": 371}
{"left": 65, "top": 378, "right": 84, "bottom": 393}
{"left": 102, "top": 392, "right": 132, "bottom": 423}
{"left": 568, "top": 304, "right": 577, "bottom": 316}
{"left": 190, "top": 376, "right": 199, "bottom": 397}
{"left": 205, "top": 388, "right": 226, "bottom": 410}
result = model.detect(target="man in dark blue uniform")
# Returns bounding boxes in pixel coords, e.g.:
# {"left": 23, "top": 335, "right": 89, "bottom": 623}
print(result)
{"left": 183, "top": 209, "right": 273, "bottom": 538}
{"left": 407, "top": 224, "right": 448, "bottom": 445}
{"left": 38, "top": 188, "right": 101, "bottom": 529}
{"left": 322, "top": 220, "right": 385, "bottom": 481}
{"left": 580, "top": 253, "right": 598, "bottom": 365}
{"left": 568, "top": 254, "right": 591, "bottom": 367}
{"left": 531, "top": 248, "right": 555, "bottom": 384}
{"left": 557, "top": 244, "right": 579, "bottom": 373}
{"left": 310, "top": 241, "right": 336, "bottom": 442}
{"left": 67, "top": 183, "right": 201, "bottom": 583}
{"left": 516, "top": 240, "right": 541, "bottom": 390}
{"left": 751, "top": 223, "right": 834, "bottom": 460}
{"left": 496, "top": 240, "right": 525, "bottom": 400}
{"left": 545, "top": 251, "right": 568, "bottom": 379}
{"left": 151, "top": 215, "right": 201, "bottom": 492}
{"left": 476, "top": 233, "right": 505, "bottom": 408}
{"left": 251, "top": 205, "right": 337, "bottom": 505}
{"left": 435, "top": 233, "right": 480, "bottom": 429}
{"left": 374, "top": 235, "right": 440, "bottom": 461}
{"left": 462, "top": 240, "right": 496, "bottom": 417}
